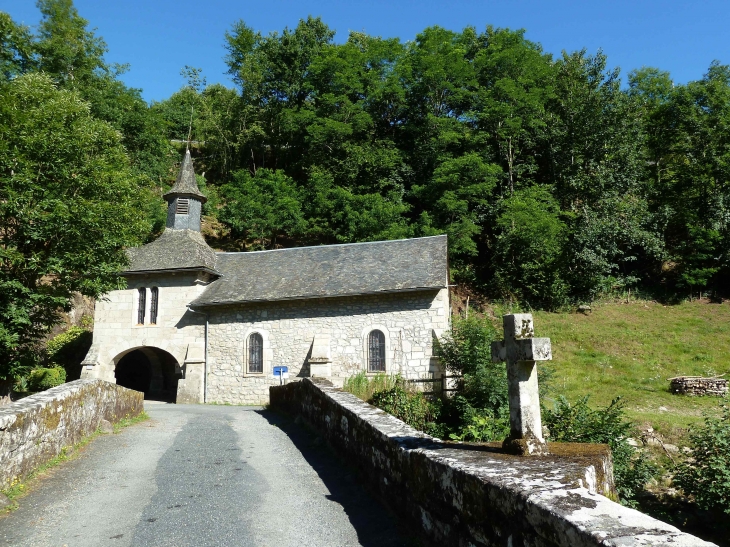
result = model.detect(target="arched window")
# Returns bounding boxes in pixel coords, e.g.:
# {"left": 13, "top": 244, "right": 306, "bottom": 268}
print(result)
{"left": 137, "top": 288, "right": 146, "bottom": 325}
{"left": 368, "top": 330, "right": 386, "bottom": 372}
{"left": 248, "top": 333, "right": 263, "bottom": 374}
{"left": 150, "top": 287, "right": 159, "bottom": 325}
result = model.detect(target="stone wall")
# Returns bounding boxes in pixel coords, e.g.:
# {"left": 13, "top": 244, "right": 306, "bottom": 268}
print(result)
{"left": 0, "top": 380, "right": 143, "bottom": 490}
{"left": 270, "top": 378, "right": 716, "bottom": 547}
{"left": 207, "top": 288, "right": 449, "bottom": 405}
{"left": 670, "top": 376, "right": 728, "bottom": 396}
{"left": 81, "top": 272, "right": 208, "bottom": 401}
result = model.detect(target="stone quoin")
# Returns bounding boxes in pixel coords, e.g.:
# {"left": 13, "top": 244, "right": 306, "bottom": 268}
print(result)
{"left": 81, "top": 150, "right": 450, "bottom": 404}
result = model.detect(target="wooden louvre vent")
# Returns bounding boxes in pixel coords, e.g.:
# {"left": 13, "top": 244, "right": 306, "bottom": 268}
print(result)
{"left": 176, "top": 198, "right": 189, "bottom": 215}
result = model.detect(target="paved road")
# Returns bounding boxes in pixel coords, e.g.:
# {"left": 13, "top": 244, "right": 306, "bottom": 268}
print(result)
{"left": 0, "top": 404, "right": 417, "bottom": 547}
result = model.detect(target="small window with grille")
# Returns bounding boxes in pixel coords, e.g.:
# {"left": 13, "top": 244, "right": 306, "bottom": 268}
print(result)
{"left": 248, "top": 333, "right": 263, "bottom": 374}
{"left": 176, "top": 198, "right": 189, "bottom": 215}
{"left": 137, "top": 288, "right": 146, "bottom": 325}
{"left": 368, "top": 330, "right": 386, "bottom": 372}
{"left": 150, "top": 287, "right": 159, "bottom": 325}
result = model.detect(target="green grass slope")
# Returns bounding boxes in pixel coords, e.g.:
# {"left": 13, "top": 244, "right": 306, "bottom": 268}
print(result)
{"left": 532, "top": 299, "right": 729, "bottom": 441}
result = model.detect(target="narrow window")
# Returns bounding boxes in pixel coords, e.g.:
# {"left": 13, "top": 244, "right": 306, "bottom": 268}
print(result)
{"left": 137, "top": 288, "right": 146, "bottom": 325}
{"left": 150, "top": 287, "right": 159, "bottom": 325}
{"left": 248, "top": 333, "right": 263, "bottom": 373}
{"left": 368, "top": 330, "right": 386, "bottom": 372}
{"left": 176, "top": 198, "right": 189, "bottom": 215}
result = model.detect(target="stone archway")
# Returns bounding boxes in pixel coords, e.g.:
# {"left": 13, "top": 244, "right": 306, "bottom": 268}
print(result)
{"left": 114, "top": 347, "right": 180, "bottom": 403}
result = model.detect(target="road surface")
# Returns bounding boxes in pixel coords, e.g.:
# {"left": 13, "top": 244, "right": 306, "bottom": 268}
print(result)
{"left": 0, "top": 403, "right": 417, "bottom": 547}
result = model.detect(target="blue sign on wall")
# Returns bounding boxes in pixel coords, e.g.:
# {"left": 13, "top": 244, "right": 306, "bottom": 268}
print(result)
{"left": 273, "top": 366, "right": 289, "bottom": 380}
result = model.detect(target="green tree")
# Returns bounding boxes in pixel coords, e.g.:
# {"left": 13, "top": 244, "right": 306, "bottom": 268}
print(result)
{"left": 412, "top": 153, "right": 500, "bottom": 257}
{"left": 492, "top": 186, "right": 569, "bottom": 308}
{"left": 472, "top": 26, "right": 555, "bottom": 194}
{"left": 0, "top": 73, "right": 147, "bottom": 389}
{"left": 0, "top": 12, "right": 34, "bottom": 81}
{"left": 645, "top": 63, "right": 730, "bottom": 297}
{"left": 33, "top": 0, "right": 172, "bottom": 211}
{"left": 220, "top": 168, "right": 306, "bottom": 249}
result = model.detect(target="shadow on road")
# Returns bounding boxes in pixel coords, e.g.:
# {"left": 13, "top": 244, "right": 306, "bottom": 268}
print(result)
{"left": 256, "top": 409, "right": 421, "bottom": 547}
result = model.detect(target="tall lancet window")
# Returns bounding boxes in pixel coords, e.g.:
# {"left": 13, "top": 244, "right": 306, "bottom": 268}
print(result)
{"left": 137, "top": 288, "right": 146, "bottom": 325}
{"left": 248, "top": 333, "right": 263, "bottom": 374}
{"left": 368, "top": 330, "right": 386, "bottom": 372}
{"left": 150, "top": 287, "right": 159, "bottom": 325}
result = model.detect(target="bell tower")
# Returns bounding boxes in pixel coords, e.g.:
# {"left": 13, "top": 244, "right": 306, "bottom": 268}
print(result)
{"left": 163, "top": 149, "right": 207, "bottom": 231}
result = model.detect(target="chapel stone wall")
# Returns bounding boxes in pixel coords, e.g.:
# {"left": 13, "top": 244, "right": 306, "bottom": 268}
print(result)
{"left": 206, "top": 288, "right": 450, "bottom": 405}
{"left": 82, "top": 272, "right": 208, "bottom": 385}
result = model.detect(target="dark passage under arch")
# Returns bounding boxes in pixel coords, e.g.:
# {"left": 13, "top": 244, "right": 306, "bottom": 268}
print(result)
{"left": 115, "top": 348, "right": 179, "bottom": 403}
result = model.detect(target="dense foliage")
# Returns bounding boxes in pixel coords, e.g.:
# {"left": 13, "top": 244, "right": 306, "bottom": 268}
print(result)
{"left": 674, "top": 405, "right": 730, "bottom": 514}
{"left": 155, "top": 16, "right": 730, "bottom": 305}
{"left": 0, "top": 2, "right": 173, "bottom": 385}
{"left": 46, "top": 325, "right": 93, "bottom": 380}
{"left": 0, "top": 73, "right": 148, "bottom": 383}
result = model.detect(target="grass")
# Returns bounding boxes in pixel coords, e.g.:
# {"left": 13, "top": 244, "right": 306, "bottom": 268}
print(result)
{"left": 1, "top": 411, "right": 149, "bottom": 511}
{"left": 530, "top": 299, "right": 730, "bottom": 443}
{"left": 342, "top": 372, "right": 401, "bottom": 401}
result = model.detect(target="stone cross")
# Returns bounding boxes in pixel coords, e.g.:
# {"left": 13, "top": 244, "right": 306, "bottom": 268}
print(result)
{"left": 491, "top": 314, "right": 552, "bottom": 455}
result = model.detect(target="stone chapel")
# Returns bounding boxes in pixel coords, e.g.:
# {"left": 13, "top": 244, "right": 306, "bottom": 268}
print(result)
{"left": 81, "top": 151, "right": 450, "bottom": 404}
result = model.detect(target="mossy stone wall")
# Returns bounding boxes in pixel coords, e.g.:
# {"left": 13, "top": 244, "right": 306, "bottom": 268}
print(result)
{"left": 270, "top": 378, "right": 715, "bottom": 547}
{"left": 0, "top": 379, "right": 143, "bottom": 489}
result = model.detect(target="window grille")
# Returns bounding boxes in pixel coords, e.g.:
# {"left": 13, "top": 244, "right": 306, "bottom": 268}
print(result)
{"left": 368, "top": 330, "right": 386, "bottom": 372}
{"left": 137, "top": 288, "right": 146, "bottom": 325}
{"left": 248, "top": 333, "right": 263, "bottom": 373}
{"left": 150, "top": 287, "right": 159, "bottom": 325}
{"left": 176, "top": 198, "right": 189, "bottom": 215}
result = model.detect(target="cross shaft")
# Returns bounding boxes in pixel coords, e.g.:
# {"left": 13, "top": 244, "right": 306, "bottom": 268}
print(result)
{"left": 491, "top": 314, "right": 552, "bottom": 455}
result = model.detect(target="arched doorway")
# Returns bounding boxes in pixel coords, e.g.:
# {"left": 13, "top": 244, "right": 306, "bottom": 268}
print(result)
{"left": 115, "top": 347, "right": 180, "bottom": 402}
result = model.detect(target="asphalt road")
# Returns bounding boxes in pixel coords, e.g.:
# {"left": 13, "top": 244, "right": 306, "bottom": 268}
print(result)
{"left": 0, "top": 403, "right": 417, "bottom": 547}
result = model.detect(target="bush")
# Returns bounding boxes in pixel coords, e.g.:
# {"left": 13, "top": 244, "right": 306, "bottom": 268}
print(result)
{"left": 371, "top": 385, "right": 440, "bottom": 434}
{"left": 27, "top": 367, "right": 67, "bottom": 392}
{"left": 435, "top": 316, "right": 508, "bottom": 416}
{"left": 674, "top": 405, "right": 730, "bottom": 514}
{"left": 544, "top": 395, "right": 657, "bottom": 507}
{"left": 449, "top": 410, "right": 510, "bottom": 443}
{"left": 46, "top": 325, "right": 92, "bottom": 381}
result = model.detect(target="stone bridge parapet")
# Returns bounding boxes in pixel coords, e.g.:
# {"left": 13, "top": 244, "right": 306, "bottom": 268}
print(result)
{"left": 270, "top": 378, "right": 715, "bottom": 547}
{"left": 0, "top": 379, "right": 143, "bottom": 490}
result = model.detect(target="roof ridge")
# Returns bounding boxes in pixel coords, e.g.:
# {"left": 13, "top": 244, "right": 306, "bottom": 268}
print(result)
{"left": 214, "top": 234, "right": 447, "bottom": 256}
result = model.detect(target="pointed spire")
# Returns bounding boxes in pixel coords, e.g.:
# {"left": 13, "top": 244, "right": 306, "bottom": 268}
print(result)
{"left": 163, "top": 149, "right": 207, "bottom": 203}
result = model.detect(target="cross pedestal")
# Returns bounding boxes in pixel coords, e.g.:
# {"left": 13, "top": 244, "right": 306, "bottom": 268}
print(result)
{"left": 491, "top": 314, "right": 552, "bottom": 455}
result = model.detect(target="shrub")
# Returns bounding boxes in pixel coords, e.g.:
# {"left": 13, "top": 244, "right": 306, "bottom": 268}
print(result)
{"left": 544, "top": 395, "right": 657, "bottom": 507}
{"left": 46, "top": 325, "right": 93, "bottom": 381}
{"left": 449, "top": 410, "right": 510, "bottom": 443}
{"left": 27, "top": 367, "right": 67, "bottom": 392}
{"left": 371, "top": 385, "right": 440, "bottom": 433}
{"left": 674, "top": 405, "right": 730, "bottom": 514}
{"left": 435, "top": 316, "right": 508, "bottom": 416}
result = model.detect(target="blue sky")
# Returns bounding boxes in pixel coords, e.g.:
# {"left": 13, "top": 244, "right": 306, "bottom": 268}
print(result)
{"left": 4, "top": 0, "right": 729, "bottom": 103}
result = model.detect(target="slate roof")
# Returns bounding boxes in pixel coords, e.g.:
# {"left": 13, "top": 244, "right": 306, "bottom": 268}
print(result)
{"left": 125, "top": 229, "right": 218, "bottom": 274}
{"left": 191, "top": 235, "right": 448, "bottom": 306}
{"left": 163, "top": 149, "right": 206, "bottom": 202}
